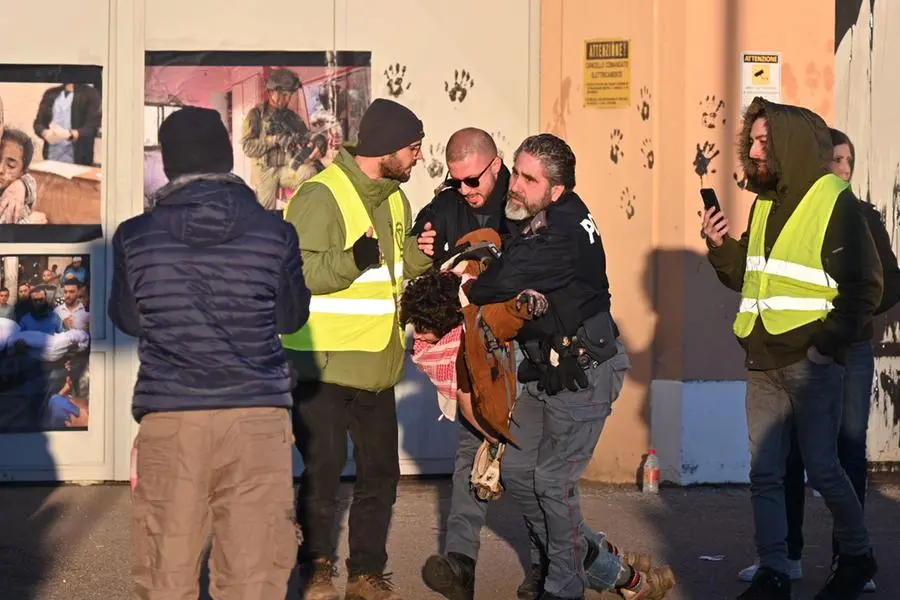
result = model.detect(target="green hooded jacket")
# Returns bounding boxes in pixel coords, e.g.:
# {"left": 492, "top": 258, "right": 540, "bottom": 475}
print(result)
{"left": 284, "top": 147, "right": 433, "bottom": 391}
{"left": 707, "top": 97, "right": 882, "bottom": 370}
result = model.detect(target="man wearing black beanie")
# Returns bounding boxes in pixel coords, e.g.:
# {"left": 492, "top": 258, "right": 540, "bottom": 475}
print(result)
{"left": 109, "top": 105, "right": 311, "bottom": 599}
{"left": 281, "top": 98, "right": 435, "bottom": 600}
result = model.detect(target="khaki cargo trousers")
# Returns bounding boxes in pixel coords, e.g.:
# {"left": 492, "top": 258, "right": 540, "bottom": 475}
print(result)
{"left": 131, "top": 407, "right": 298, "bottom": 600}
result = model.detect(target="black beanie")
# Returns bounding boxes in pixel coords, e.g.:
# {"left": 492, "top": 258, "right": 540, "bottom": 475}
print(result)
{"left": 158, "top": 106, "right": 234, "bottom": 180}
{"left": 355, "top": 98, "right": 424, "bottom": 157}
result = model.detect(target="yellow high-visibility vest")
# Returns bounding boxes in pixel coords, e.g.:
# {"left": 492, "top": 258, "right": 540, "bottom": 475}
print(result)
{"left": 281, "top": 165, "right": 406, "bottom": 352}
{"left": 733, "top": 173, "right": 848, "bottom": 338}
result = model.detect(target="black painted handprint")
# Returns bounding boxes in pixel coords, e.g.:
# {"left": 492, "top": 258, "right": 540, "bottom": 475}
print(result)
{"left": 609, "top": 129, "right": 624, "bottom": 164}
{"left": 733, "top": 171, "right": 749, "bottom": 190}
{"left": 641, "top": 138, "right": 654, "bottom": 170}
{"left": 490, "top": 130, "right": 509, "bottom": 160}
{"left": 426, "top": 143, "right": 446, "bottom": 179}
{"left": 620, "top": 187, "right": 636, "bottom": 219}
{"left": 445, "top": 69, "right": 475, "bottom": 103}
{"left": 700, "top": 95, "right": 726, "bottom": 129}
{"left": 637, "top": 87, "right": 652, "bottom": 121}
{"left": 693, "top": 141, "right": 720, "bottom": 184}
{"left": 384, "top": 63, "right": 411, "bottom": 98}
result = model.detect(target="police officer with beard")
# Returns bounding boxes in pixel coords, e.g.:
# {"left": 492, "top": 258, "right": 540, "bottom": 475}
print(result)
{"left": 467, "top": 134, "right": 675, "bottom": 600}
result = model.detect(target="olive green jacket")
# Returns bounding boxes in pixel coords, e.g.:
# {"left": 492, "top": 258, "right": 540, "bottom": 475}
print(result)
{"left": 284, "top": 147, "right": 432, "bottom": 391}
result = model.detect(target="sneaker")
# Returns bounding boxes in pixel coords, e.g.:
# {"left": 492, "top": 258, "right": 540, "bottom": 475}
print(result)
{"left": 421, "top": 552, "right": 475, "bottom": 600}
{"left": 736, "top": 567, "right": 791, "bottom": 600}
{"left": 517, "top": 563, "right": 544, "bottom": 600}
{"left": 814, "top": 552, "right": 878, "bottom": 600}
{"left": 345, "top": 572, "right": 404, "bottom": 600}
{"left": 302, "top": 558, "right": 340, "bottom": 600}
{"left": 738, "top": 559, "right": 803, "bottom": 582}
{"left": 618, "top": 565, "right": 677, "bottom": 600}
{"left": 863, "top": 579, "right": 877, "bottom": 593}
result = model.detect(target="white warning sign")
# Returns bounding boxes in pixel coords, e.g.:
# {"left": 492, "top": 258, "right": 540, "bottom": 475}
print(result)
{"left": 741, "top": 51, "right": 781, "bottom": 112}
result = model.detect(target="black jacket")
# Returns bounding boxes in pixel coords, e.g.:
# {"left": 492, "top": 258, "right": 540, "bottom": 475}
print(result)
{"left": 860, "top": 201, "right": 900, "bottom": 319}
{"left": 410, "top": 164, "right": 523, "bottom": 264}
{"left": 108, "top": 173, "right": 311, "bottom": 422}
{"left": 707, "top": 97, "right": 883, "bottom": 370}
{"left": 468, "top": 191, "right": 611, "bottom": 340}
{"left": 33, "top": 84, "right": 102, "bottom": 167}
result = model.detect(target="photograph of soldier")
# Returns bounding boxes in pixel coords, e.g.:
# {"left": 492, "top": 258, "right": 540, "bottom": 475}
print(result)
{"left": 143, "top": 52, "right": 372, "bottom": 211}
{"left": 241, "top": 68, "right": 323, "bottom": 210}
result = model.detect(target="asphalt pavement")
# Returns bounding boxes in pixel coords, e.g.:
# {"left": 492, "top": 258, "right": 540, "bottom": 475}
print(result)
{"left": 0, "top": 476, "right": 896, "bottom": 599}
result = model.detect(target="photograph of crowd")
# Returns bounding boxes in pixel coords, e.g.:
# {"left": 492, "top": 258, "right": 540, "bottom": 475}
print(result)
{"left": 0, "top": 254, "right": 91, "bottom": 432}
{"left": 0, "top": 65, "right": 102, "bottom": 241}
{"left": 143, "top": 51, "right": 371, "bottom": 211}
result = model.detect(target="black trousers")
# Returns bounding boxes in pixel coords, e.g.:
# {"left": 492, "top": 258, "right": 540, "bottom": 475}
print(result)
{"left": 292, "top": 381, "right": 400, "bottom": 577}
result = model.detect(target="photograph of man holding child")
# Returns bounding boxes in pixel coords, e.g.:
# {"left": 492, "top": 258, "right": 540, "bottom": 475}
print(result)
{"left": 0, "top": 64, "right": 102, "bottom": 242}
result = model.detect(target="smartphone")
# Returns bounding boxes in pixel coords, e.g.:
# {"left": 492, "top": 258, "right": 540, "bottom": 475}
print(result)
{"left": 700, "top": 188, "right": 721, "bottom": 213}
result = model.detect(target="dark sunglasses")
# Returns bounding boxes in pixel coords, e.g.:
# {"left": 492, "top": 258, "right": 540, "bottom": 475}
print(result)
{"left": 445, "top": 158, "right": 495, "bottom": 190}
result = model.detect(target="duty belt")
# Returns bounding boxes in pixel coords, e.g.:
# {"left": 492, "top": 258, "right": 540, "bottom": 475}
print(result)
{"left": 521, "top": 335, "right": 608, "bottom": 371}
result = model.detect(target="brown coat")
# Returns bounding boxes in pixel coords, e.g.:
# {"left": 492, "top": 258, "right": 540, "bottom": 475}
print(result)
{"left": 453, "top": 228, "right": 532, "bottom": 444}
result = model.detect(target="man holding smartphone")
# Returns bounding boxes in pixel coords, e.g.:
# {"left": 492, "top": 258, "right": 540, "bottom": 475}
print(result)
{"left": 701, "top": 97, "right": 880, "bottom": 600}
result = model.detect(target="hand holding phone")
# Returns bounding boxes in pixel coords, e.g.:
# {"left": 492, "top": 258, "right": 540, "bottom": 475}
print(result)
{"left": 700, "top": 188, "right": 721, "bottom": 213}
{"left": 700, "top": 188, "right": 729, "bottom": 247}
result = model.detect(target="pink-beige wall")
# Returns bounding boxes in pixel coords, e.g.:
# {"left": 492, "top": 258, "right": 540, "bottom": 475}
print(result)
{"left": 541, "top": 0, "right": 835, "bottom": 482}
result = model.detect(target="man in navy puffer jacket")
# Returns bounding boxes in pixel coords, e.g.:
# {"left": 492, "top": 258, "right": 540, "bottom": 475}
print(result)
{"left": 108, "top": 106, "right": 310, "bottom": 600}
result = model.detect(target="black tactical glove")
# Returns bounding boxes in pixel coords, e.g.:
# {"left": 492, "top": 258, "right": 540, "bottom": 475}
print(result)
{"left": 517, "top": 358, "right": 544, "bottom": 384}
{"left": 515, "top": 289, "right": 549, "bottom": 317}
{"left": 536, "top": 337, "right": 589, "bottom": 395}
{"left": 352, "top": 232, "right": 381, "bottom": 271}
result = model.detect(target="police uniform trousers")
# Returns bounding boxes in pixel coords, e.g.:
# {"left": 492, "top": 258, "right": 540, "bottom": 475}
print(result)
{"left": 501, "top": 340, "right": 631, "bottom": 598}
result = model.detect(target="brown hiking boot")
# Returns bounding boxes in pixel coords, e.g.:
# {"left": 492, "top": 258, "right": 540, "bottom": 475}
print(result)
{"left": 606, "top": 540, "right": 654, "bottom": 574}
{"left": 602, "top": 536, "right": 653, "bottom": 573}
{"left": 618, "top": 565, "right": 677, "bottom": 599}
{"left": 345, "top": 572, "right": 405, "bottom": 600}
{"left": 303, "top": 558, "right": 339, "bottom": 600}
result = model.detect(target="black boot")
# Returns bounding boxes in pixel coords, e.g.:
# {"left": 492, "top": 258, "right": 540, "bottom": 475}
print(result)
{"left": 737, "top": 566, "right": 791, "bottom": 600}
{"left": 814, "top": 551, "right": 877, "bottom": 600}
{"left": 422, "top": 552, "right": 475, "bottom": 600}
{"left": 517, "top": 562, "right": 545, "bottom": 600}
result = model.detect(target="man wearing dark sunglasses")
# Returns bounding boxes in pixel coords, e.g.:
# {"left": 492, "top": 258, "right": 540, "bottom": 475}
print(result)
{"left": 411, "top": 128, "right": 525, "bottom": 265}
{"left": 414, "top": 128, "right": 545, "bottom": 600}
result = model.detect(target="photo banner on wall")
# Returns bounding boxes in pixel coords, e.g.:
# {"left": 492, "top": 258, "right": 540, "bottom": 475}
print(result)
{"left": 0, "top": 65, "right": 103, "bottom": 243}
{"left": 0, "top": 254, "right": 91, "bottom": 432}
{"left": 144, "top": 51, "right": 372, "bottom": 212}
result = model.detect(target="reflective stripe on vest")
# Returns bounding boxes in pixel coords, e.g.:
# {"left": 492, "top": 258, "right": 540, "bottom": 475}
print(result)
{"left": 281, "top": 164, "right": 406, "bottom": 352}
{"left": 733, "top": 173, "right": 847, "bottom": 338}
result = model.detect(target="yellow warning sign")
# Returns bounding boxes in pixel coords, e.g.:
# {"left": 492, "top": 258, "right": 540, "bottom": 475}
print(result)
{"left": 741, "top": 51, "right": 781, "bottom": 111}
{"left": 584, "top": 38, "right": 631, "bottom": 109}
{"left": 751, "top": 65, "right": 770, "bottom": 85}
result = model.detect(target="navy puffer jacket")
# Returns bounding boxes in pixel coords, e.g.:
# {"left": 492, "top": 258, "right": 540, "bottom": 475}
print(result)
{"left": 108, "top": 173, "right": 310, "bottom": 422}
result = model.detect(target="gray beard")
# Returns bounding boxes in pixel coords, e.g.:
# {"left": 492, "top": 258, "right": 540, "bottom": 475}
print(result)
{"left": 504, "top": 201, "right": 531, "bottom": 221}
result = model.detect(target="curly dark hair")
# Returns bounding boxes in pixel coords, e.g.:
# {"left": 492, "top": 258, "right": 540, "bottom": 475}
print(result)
{"left": 400, "top": 268, "right": 463, "bottom": 338}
